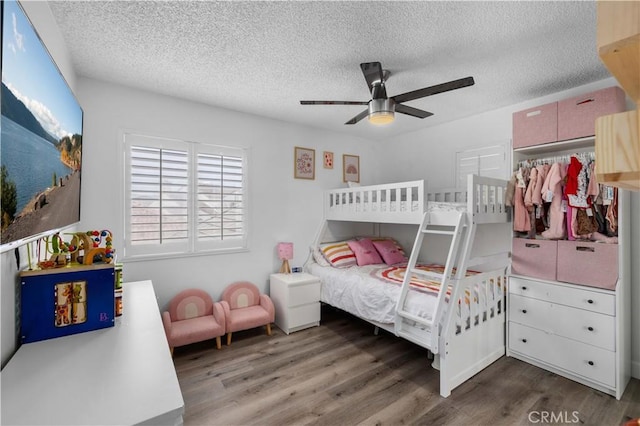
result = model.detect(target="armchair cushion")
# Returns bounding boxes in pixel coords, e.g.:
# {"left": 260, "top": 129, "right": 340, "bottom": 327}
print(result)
{"left": 169, "top": 315, "right": 224, "bottom": 348}
{"left": 225, "top": 305, "right": 272, "bottom": 334}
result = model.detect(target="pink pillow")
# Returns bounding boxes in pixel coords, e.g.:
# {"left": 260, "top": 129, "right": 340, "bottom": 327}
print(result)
{"left": 372, "top": 239, "right": 408, "bottom": 265}
{"left": 347, "top": 238, "right": 383, "bottom": 266}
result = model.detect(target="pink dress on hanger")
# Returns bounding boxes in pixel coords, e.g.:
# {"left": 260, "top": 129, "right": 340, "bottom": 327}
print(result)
{"left": 524, "top": 167, "right": 538, "bottom": 209}
{"left": 540, "top": 162, "right": 566, "bottom": 240}
{"left": 513, "top": 168, "right": 531, "bottom": 233}
{"left": 532, "top": 164, "right": 550, "bottom": 206}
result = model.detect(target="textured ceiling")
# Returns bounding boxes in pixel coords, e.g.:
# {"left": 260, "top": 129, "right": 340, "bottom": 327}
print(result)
{"left": 49, "top": 0, "right": 610, "bottom": 141}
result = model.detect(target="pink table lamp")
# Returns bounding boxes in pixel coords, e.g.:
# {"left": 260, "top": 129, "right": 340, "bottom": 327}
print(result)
{"left": 277, "top": 242, "right": 293, "bottom": 274}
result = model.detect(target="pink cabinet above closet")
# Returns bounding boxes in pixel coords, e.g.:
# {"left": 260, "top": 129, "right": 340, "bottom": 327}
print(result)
{"left": 512, "top": 102, "right": 558, "bottom": 149}
{"left": 558, "top": 86, "right": 626, "bottom": 141}
{"left": 513, "top": 86, "right": 627, "bottom": 149}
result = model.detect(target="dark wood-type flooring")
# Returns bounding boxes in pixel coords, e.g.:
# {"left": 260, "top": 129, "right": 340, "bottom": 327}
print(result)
{"left": 173, "top": 305, "right": 640, "bottom": 426}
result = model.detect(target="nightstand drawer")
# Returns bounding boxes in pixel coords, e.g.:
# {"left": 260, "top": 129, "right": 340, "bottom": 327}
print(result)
{"left": 289, "top": 281, "right": 320, "bottom": 307}
{"left": 509, "top": 322, "right": 615, "bottom": 387}
{"left": 288, "top": 302, "right": 321, "bottom": 329}
{"left": 509, "top": 277, "right": 615, "bottom": 315}
{"left": 509, "top": 294, "right": 615, "bottom": 350}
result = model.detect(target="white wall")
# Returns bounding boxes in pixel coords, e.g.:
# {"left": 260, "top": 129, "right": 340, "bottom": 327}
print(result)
{"left": 0, "top": 1, "right": 78, "bottom": 368}
{"left": 379, "top": 78, "right": 640, "bottom": 378}
{"left": 75, "top": 77, "right": 382, "bottom": 316}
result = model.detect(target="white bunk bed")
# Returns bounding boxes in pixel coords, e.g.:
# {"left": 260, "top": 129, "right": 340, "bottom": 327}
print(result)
{"left": 305, "top": 174, "right": 511, "bottom": 397}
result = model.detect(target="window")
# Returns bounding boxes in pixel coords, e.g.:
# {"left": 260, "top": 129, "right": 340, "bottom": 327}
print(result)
{"left": 455, "top": 143, "right": 508, "bottom": 188}
{"left": 124, "top": 133, "right": 247, "bottom": 259}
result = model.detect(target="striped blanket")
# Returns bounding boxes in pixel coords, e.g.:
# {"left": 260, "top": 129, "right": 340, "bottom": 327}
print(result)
{"left": 371, "top": 263, "right": 479, "bottom": 301}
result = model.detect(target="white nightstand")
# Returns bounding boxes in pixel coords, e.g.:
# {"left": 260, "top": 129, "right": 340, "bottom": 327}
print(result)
{"left": 270, "top": 273, "right": 321, "bottom": 334}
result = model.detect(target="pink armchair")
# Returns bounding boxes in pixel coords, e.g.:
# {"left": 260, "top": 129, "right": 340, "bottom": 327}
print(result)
{"left": 162, "top": 289, "right": 225, "bottom": 355}
{"left": 220, "top": 281, "right": 275, "bottom": 346}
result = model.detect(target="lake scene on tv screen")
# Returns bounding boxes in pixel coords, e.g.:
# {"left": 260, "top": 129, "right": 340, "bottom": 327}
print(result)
{"left": 1, "top": 0, "right": 83, "bottom": 246}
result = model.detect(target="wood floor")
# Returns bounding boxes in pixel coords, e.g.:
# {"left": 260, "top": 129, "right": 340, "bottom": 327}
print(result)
{"left": 173, "top": 305, "right": 640, "bottom": 426}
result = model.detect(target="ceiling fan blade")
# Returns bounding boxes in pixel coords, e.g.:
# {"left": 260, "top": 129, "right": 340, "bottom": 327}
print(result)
{"left": 395, "top": 104, "right": 433, "bottom": 119}
{"left": 392, "top": 76, "right": 475, "bottom": 104}
{"left": 360, "top": 62, "right": 384, "bottom": 93}
{"left": 345, "top": 109, "right": 370, "bottom": 125}
{"left": 300, "top": 100, "right": 369, "bottom": 105}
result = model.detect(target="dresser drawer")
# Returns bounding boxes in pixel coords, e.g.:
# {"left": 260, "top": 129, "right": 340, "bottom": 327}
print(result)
{"left": 557, "top": 240, "right": 618, "bottom": 290}
{"left": 509, "top": 294, "right": 615, "bottom": 350}
{"left": 512, "top": 238, "right": 558, "bottom": 281}
{"left": 509, "top": 277, "right": 615, "bottom": 315}
{"left": 557, "top": 86, "right": 626, "bottom": 141}
{"left": 513, "top": 102, "right": 558, "bottom": 148}
{"left": 509, "top": 322, "right": 615, "bottom": 387}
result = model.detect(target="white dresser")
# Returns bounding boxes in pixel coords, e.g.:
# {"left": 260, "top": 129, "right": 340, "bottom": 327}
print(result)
{"left": 270, "top": 273, "right": 321, "bottom": 334}
{"left": 508, "top": 276, "right": 624, "bottom": 394}
{"left": 1, "top": 280, "right": 184, "bottom": 425}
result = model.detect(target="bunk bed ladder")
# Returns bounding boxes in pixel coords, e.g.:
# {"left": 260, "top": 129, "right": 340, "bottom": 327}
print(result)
{"left": 395, "top": 211, "right": 468, "bottom": 353}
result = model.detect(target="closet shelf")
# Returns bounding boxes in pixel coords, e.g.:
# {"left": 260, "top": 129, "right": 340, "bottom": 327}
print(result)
{"left": 595, "top": 110, "right": 640, "bottom": 191}
{"left": 513, "top": 136, "right": 595, "bottom": 156}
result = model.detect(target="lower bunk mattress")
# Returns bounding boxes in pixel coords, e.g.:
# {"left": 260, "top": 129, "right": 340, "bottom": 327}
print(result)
{"left": 307, "top": 261, "right": 504, "bottom": 328}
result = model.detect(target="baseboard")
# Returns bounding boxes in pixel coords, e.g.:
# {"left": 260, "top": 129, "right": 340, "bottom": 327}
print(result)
{"left": 632, "top": 359, "right": 640, "bottom": 379}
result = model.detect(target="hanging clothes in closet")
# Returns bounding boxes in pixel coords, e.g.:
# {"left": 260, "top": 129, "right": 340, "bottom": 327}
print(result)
{"left": 505, "top": 152, "right": 618, "bottom": 244}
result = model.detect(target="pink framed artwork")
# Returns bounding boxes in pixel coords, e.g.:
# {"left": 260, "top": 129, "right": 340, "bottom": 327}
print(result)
{"left": 343, "top": 154, "right": 360, "bottom": 183}
{"left": 323, "top": 151, "right": 334, "bottom": 169}
{"left": 294, "top": 146, "right": 315, "bottom": 179}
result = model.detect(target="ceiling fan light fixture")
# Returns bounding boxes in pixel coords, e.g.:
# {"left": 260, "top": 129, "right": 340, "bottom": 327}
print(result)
{"left": 368, "top": 98, "right": 395, "bottom": 126}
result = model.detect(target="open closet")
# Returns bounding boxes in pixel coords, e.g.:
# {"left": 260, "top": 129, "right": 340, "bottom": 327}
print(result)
{"left": 506, "top": 86, "right": 632, "bottom": 400}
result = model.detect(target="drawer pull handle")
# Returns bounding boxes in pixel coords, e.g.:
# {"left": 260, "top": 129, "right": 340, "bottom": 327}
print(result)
{"left": 587, "top": 299, "right": 594, "bottom": 304}
{"left": 526, "top": 110, "right": 542, "bottom": 118}
{"left": 522, "top": 309, "right": 527, "bottom": 314}
{"left": 576, "top": 98, "right": 595, "bottom": 106}
{"left": 525, "top": 243, "right": 540, "bottom": 249}
{"left": 588, "top": 326, "right": 594, "bottom": 332}
{"left": 522, "top": 339, "right": 527, "bottom": 343}
{"left": 588, "top": 361, "right": 594, "bottom": 366}
{"left": 576, "top": 246, "right": 595, "bottom": 253}
{"left": 522, "top": 286, "right": 528, "bottom": 291}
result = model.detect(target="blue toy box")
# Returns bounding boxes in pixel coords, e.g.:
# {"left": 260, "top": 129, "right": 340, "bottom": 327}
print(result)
{"left": 20, "top": 264, "right": 115, "bottom": 343}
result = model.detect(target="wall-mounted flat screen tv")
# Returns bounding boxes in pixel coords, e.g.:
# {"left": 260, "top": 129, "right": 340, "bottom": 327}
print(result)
{"left": 1, "top": 0, "right": 83, "bottom": 253}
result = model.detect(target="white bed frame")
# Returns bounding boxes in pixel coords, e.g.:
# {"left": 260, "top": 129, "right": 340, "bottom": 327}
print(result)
{"left": 310, "top": 174, "right": 511, "bottom": 397}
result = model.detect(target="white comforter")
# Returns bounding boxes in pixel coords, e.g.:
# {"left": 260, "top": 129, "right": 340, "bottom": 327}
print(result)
{"left": 307, "top": 262, "right": 439, "bottom": 324}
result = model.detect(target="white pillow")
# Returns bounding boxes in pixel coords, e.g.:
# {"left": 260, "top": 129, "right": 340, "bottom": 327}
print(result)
{"left": 312, "top": 246, "right": 331, "bottom": 267}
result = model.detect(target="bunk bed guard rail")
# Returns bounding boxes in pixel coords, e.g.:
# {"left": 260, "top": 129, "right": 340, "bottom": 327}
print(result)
{"left": 325, "top": 180, "right": 425, "bottom": 224}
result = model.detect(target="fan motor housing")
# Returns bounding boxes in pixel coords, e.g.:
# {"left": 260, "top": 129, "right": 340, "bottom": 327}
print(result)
{"left": 369, "top": 98, "right": 395, "bottom": 115}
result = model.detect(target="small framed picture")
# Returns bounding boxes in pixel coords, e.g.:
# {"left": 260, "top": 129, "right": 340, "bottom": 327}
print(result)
{"left": 323, "top": 151, "right": 334, "bottom": 169}
{"left": 343, "top": 154, "right": 360, "bottom": 183}
{"left": 294, "top": 146, "right": 315, "bottom": 180}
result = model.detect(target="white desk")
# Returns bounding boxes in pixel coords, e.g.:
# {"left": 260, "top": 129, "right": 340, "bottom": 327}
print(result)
{"left": 1, "top": 280, "right": 184, "bottom": 425}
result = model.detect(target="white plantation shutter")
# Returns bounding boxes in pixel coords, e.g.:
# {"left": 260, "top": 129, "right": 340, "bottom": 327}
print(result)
{"left": 124, "top": 133, "right": 247, "bottom": 259}
{"left": 195, "top": 146, "right": 246, "bottom": 251}
{"left": 455, "top": 143, "right": 508, "bottom": 188}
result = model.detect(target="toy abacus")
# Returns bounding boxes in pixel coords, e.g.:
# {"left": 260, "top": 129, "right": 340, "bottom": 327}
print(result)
{"left": 70, "top": 230, "right": 115, "bottom": 265}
